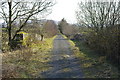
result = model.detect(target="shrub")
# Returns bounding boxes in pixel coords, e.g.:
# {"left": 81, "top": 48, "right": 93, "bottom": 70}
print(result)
{"left": 85, "top": 24, "right": 120, "bottom": 69}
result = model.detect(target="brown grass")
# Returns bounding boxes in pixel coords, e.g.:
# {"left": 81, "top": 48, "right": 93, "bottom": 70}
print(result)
{"left": 2, "top": 36, "right": 56, "bottom": 78}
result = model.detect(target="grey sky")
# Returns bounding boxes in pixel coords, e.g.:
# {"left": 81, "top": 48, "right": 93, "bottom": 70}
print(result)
{"left": 0, "top": 0, "right": 79, "bottom": 24}
{"left": 46, "top": 0, "right": 80, "bottom": 24}
{"left": 1, "top": 0, "right": 117, "bottom": 24}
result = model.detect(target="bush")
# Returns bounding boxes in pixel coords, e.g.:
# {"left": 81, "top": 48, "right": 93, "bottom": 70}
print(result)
{"left": 85, "top": 24, "right": 120, "bottom": 69}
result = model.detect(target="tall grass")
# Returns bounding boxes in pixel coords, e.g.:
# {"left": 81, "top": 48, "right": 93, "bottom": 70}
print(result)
{"left": 70, "top": 39, "right": 119, "bottom": 78}
{"left": 2, "top": 34, "right": 56, "bottom": 78}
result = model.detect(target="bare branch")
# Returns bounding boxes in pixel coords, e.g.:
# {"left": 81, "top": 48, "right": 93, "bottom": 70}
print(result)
{"left": 76, "top": 1, "right": 120, "bottom": 31}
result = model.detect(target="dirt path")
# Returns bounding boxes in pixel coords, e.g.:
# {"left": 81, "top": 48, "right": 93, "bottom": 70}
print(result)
{"left": 41, "top": 35, "right": 83, "bottom": 78}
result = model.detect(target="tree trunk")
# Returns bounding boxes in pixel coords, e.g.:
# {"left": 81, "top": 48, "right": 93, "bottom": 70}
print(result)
{"left": 41, "top": 34, "right": 44, "bottom": 41}
{"left": 8, "top": 2, "right": 12, "bottom": 47}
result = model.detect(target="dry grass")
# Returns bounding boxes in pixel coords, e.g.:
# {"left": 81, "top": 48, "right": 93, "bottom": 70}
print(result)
{"left": 0, "top": 54, "right": 2, "bottom": 79}
{"left": 65, "top": 35, "right": 119, "bottom": 78}
{"left": 2, "top": 36, "right": 56, "bottom": 78}
{"left": 73, "top": 41, "right": 119, "bottom": 78}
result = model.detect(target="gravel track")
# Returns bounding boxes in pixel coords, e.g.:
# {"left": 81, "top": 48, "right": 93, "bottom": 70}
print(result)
{"left": 41, "top": 35, "right": 83, "bottom": 78}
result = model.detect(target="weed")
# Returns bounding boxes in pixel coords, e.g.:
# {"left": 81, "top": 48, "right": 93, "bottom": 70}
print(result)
{"left": 67, "top": 38, "right": 119, "bottom": 78}
{"left": 2, "top": 35, "right": 57, "bottom": 78}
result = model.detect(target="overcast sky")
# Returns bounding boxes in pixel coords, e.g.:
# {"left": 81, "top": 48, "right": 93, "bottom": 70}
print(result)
{"left": 0, "top": 0, "right": 80, "bottom": 24}
{"left": 46, "top": 0, "right": 119, "bottom": 23}
{"left": 1, "top": 0, "right": 116, "bottom": 24}
{"left": 46, "top": 0, "right": 80, "bottom": 24}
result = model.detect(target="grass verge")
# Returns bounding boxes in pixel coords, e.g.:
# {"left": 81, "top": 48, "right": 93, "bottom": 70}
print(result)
{"left": 63, "top": 35, "right": 119, "bottom": 78}
{"left": 2, "top": 35, "right": 56, "bottom": 78}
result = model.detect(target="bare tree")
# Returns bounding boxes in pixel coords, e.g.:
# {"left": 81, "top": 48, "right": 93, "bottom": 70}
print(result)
{"left": 0, "top": 0, "right": 54, "bottom": 47}
{"left": 58, "top": 18, "right": 68, "bottom": 34}
{"left": 43, "top": 20, "right": 58, "bottom": 38}
{"left": 76, "top": 1, "right": 120, "bottom": 31}
{"left": 58, "top": 18, "right": 79, "bottom": 37}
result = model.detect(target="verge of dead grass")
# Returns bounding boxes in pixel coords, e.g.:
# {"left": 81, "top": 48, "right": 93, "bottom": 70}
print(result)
{"left": 2, "top": 35, "right": 57, "bottom": 78}
{"left": 63, "top": 34, "right": 119, "bottom": 78}
{"left": 72, "top": 41, "right": 119, "bottom": 78}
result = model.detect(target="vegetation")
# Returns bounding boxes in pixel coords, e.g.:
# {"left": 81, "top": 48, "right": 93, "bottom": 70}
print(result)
{"left": 58, "top": 18, "right": 79, "bottom": 38}
{"left": 68, "top": 38, "right": 119, "bottom": 78}
{"left": 43, "top": 20, "right": 58, "bottom": 38}
{"left": 2, "top": 34, "right": 56, "bottom": 78}
{"left": 0, "top": 28, "right": 2, "bottom": 50}
{"left": 60, "top": 1, "right": 120, "bottom": 77}
{"left": 0, "top": 0, "right": 119, "bottom": 78}
{"left": 0, "top": 0, "right": 54, "bottom": 48}
{"left": 75, "top": 1, "right": 120, "bottom": 73}
{"left": 76, "top": 1, "right": 120, "bottom": 30}
{"left": 85, "top": 25, "right": 119, "bottom": 65}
